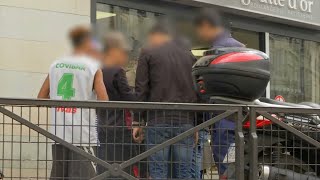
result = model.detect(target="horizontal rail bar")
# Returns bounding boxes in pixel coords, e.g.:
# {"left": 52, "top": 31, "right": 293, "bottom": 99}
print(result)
{"left": 249, "top": 105, "right": 320, "bottom": 114}
{"left": 0, "top": 98, "right": 242, "bottom": 111}
{"left": 1, "top": 98, "right": 319, "bottom": 113}
{"left": 120, "top": 171, "right": 138, "bottom": 180}
{"left": 91, "top": 171, "right": 111, "bottom": 180}
{"left": 258, "top": 111, "right": 320, "bottom": 148}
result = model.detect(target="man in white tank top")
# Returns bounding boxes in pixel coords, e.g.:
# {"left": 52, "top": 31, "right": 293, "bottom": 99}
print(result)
{"left": 38, "top": 26, "right": 108, "bottom": 179}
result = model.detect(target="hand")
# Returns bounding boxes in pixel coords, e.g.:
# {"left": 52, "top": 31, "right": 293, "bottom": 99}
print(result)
{"left": 194, "top": 131, "right": 199, "bottom": 148}
{"left": 132, "top": 127, "right": 144, "bottom": 143}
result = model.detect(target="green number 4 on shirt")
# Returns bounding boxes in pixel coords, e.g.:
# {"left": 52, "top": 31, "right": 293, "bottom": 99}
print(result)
{"left": 57, "top": 73, "right": 75, "bottom": 100}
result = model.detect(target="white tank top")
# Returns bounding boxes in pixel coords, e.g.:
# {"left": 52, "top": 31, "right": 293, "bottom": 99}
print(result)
{"left": 49, "top": 55, "right": 100, "bottom": 146}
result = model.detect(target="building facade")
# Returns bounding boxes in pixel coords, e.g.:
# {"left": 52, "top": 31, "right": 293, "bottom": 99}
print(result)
{"left": 0, "top": 0, "right": 319, "bottom": 178}
{"left": 1, "top": 0, "right": 318, "bottom": 103}
{"left": 94, "top": 0, "right": 320, "bottom": 103}
{"left": 0, "top": 0, "right": 91, "bottom": 177}
{"left": 0, "top": 0, "right": 91, "bottom": 98}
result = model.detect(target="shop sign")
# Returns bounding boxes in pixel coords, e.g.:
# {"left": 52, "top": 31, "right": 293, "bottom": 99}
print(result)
{"left": 191, "top": 0, "right": 320, "bottom": 26}
{"left": 241, "top": 0, "right": 314, "bottom": 13}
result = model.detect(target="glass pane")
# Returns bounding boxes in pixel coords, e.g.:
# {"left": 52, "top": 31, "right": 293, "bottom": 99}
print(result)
{"left": 270, "top": 34, "right": 320, "bottom": 103}
{"left": 232, "top": 29, "right": 260, "bottom": 49}
{"left": 191, "top": 28, "right": 260, "bottom": 58}
{"left": 96, "top": 3, "right": 161, "bottom": 86}
{"left": 96, "top": 3, "right": 261, "bottom": 87}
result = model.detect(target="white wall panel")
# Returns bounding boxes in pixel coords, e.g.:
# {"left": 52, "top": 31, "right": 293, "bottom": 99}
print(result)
{"left": 0, "top": 0, "right": 90, "bottom": 16}
{"left": 0, "top": 70, "right": 46, "bottom": 98}
{"left": 0, "top": 6, "right": 90, "bottom": 42}
{"left": 0, "top": 37, "right": 69, "bottom": 73}
{"left": 75, "top": 0, "right": 91, "bottom": 16}
{"left": 0, "top": 0, "right": 91, "bottom": 98}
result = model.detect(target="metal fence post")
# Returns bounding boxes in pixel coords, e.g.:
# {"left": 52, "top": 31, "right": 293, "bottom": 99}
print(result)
{"left": 249, "top": 107, "right": 258, "bottom": 180}
{"left": 235, "top": 107, "right": 244, "bottom": 180}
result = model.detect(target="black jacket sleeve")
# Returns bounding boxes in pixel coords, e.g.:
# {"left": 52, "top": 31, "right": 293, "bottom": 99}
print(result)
{"left": 135, "top": 50, "right": 150, "bottom": 102}
{"left": 114, "top": 68, "right": 136, "bottom": 101}
{"left": 133, "top": 50, "right": 151, "bottom": 124}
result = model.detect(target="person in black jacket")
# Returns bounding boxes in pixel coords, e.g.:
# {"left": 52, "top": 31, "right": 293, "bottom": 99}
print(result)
{"left": 96, "top": 32, "right": 137, "bottom": 177}
{"left": 133, "top": 24, "right": 198, "bottom": 179}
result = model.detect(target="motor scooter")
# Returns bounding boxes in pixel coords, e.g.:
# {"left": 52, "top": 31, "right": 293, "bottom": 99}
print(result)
{"left": 192, "top": 47, "right": 320, "bottom": 179}
{"left": 210, "top": 96, "right": 320, "bottom": 180}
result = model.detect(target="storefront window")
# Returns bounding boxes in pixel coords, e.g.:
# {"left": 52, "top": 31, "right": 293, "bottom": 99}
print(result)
{"left": 96, "top": 3, "right": 161, "bottom": 86}
{"left": 96, "top": 3, "right": 262, "bottom": 87}
{"left": 270, "top": 34, "right": 320, "bottom": 103}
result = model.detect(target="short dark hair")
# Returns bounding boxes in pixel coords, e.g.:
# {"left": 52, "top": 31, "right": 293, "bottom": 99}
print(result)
{"left": 149, "top": 21, "right": 172, "bottom": 35}
{"left": 194, "top": 8, "right": 223, "bottom": 27}
{"left": 68, "top": 26, "right": 91, "bottom": 48}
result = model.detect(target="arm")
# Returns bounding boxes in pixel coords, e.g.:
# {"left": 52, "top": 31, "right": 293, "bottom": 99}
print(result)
{"left": 94, "top": 69, "right": 109, "bottom": 101}
{"left": 132, "top": 51, "right": 150, "bottom": 143}
{"left": 115, "top": 69, "right": 136, "bottom": 101}
{"left": 135, "top": 51, "right": 150, "bottom": 102}
{"left": 37, "top": 75, "right": 50, "bottom": 99}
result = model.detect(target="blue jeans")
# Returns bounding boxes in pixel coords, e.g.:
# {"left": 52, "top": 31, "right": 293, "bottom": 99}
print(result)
{"left": 192, "top": 130, "right": 209, "bottom": 179}
{"left": 147, "top": 124, "right": 194, "bottom": 179}
{"left": 212, "top": 119, "right": 235, "bottom": 175}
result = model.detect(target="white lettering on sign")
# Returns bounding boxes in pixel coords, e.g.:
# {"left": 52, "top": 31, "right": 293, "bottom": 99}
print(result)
{"left": 241, "top": 0, "right": 314, "bottom": 13}
{"left": 300, "top": 0, "right": 308, "bottom": 11}
{"left": 241, "top": 0, "right": 251, "bottom": 5}
{"left": 307, "top": 1, "right": 313, "bottom": 13}
{"left": 279, "top": 0, "right": 285, "bottom": 6}
{"left": 288, "top": 0, "right": 298, "bottom": 9}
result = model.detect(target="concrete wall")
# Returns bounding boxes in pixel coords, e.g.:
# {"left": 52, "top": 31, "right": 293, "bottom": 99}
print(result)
{"left": 0, "top": 1, "right": 91, "bottom": 178}
{"left": 0, "top": 0, "right": 91, "bottom": 98}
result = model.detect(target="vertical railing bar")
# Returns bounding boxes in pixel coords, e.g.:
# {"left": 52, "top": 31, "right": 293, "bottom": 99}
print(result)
{"left": 54, "top": 106, "right": 57, "bottom": 179}
{"left": 28, "top": 107, "right": 31, "bottom": 143}
{"left": 19, "top": 106, "right": 22, "bottom": 179}
{"left": 37, "top": 106, "right": 40, "bottom": 179}
{"left": 88, "top": 107, "right": 91, "bottom": 178}
{"left": 11, "top": 106, "right": 13, "bottom": 179}
{"left": 45, "top": 107, "right": 48, "bottom": 179}
{"left": 249, "top": 107, "right": 258, "bottom": 180}
{"left": 62, "top": 106, "right": 66, "bottom": 177}
{"left": 235, "top": 106, "right": 244, "bottom": 180}
{"left": 2, "top": 108, "right": 4, "bottom": 178}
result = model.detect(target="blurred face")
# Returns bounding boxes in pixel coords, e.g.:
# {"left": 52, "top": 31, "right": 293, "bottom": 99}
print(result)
{"left": 196, "top": 21, "right": 221, "bottom": 42}
{"left": 78, "top": 38, "right": 103, "bottom": 60}
{"left": 103, "top": 48, "right": 128, "bottom": 67}
{"left": 88, "top": 48, "right": 103, "bottom": 61}
{"left": 148, "top": 33, "right": 171, "bottom": 47}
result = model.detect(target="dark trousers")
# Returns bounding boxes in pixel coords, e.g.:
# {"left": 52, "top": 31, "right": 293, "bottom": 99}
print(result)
{"left": 97, "top": 129, "right": 134, "bottom": 179}
{"left": 212, "top": 119, "right": 236, "bottom": 175}
{"left": 50, "top": 144, "right": 97, "bottom": 180}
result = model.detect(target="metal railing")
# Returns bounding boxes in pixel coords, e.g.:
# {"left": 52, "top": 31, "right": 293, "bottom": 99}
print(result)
{"left": 0, "top": 98, "right": 319, "bottom": 180}
{"left": 249, "top": 106, "right": 320, "bottom": 180}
